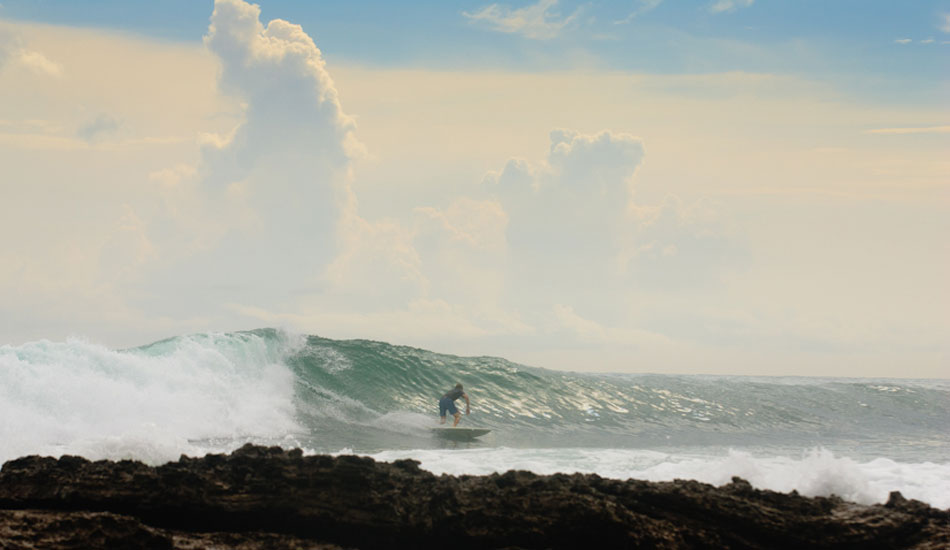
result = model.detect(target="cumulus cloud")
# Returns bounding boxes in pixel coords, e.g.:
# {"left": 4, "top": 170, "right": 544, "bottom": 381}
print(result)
{"left": 343, "top": 123, "right": 732, "bottom": 357}
{"left": 203, "top": 0, "right": 359, "bottom": 180}
{"left": 463, "top": 0, "right": 581, "bottom": 40}
{"left": 709, "top": 0, "right": 754, "bottom": 14}
{"left": 316, "top": 129, "right": 658, "bottom": 342}
{"left": 489, "top": 129, "right": 644, "bottom": 279}
{"left": 137, "top": 0, "right": 364, "bottom": 312}
{"left": 484, "top": 128, "right": 735, "bottom": 301}
{"left": 940, "top": 13, "right": 950, "bottom": 33}
{"left": 894, "top": 38, "right": 912, "bottom": 45}
{"left": 140, "top": 0, "right": 519, "bottom": 335}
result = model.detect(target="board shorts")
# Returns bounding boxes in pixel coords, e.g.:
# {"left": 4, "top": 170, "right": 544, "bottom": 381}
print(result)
{"left": 439, "top": 397, "right": 459, "bottom": 417}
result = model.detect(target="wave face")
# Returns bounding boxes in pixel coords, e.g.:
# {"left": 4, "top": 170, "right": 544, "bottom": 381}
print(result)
{"left": 286, "top": 330, "right": 950, "bottom": 459}
{"left": 3, "top": 328, "right": 949, "bottom": 506}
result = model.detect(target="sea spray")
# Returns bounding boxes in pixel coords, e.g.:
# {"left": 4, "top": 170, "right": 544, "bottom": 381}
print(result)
{"left": 0, "top": 331, "right": 303, "bottom": 464}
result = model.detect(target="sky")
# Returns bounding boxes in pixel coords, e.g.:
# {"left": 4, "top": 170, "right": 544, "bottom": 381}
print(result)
{"left": 0, "top": 0, "right": 947, "bottom": 377}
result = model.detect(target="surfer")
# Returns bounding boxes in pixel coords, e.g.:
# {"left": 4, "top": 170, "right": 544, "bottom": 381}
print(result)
{"left": 439, "top": 383, "right": 470, "bottom": 427}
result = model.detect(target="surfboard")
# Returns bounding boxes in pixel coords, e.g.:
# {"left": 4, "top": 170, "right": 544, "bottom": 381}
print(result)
{"left": 430, "top": 427, "right": 491, "bottom": 441}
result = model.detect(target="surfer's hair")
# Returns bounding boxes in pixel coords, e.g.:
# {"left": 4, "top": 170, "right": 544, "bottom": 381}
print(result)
{"left": 455, "top": 383, "right": 463, "bottom": 389}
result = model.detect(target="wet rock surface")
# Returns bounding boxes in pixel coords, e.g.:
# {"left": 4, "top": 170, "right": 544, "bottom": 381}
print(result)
{"left": 0, "top": 444, "right": 946, "bottom": 549}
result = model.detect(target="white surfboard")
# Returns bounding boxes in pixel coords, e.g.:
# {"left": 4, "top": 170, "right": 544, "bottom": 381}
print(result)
{"left": 430, "top": 427, "right": 491, "bottom": 441}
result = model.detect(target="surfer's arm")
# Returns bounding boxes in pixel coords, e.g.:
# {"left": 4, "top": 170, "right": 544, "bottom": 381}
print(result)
{"left": 463, "top": 393, "right": 470, "bottom": 414}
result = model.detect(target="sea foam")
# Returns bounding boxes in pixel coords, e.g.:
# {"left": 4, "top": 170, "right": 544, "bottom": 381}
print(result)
{"left": 363, "top": 446, "right": 950, "bottom": 509}
{"left": 0, "top": 332, "right": 301, "bottom": 464}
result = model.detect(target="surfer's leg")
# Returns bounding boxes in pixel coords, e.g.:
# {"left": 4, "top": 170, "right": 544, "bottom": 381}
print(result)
{"left": 453, "top": 412, "right": 462, "bottom": 426}
{"left": 439, "top": 398, "right": 449, "bottom": 423}
{"left": 441, "top": 399, "right": 460, "bottom": 426}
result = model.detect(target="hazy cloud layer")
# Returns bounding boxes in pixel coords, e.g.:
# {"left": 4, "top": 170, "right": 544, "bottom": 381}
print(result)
{"left": 0, "top": 26, "right": 61, "bottom": 76}
{"left": 1, "top": 1, "right": 947, "bottom": 376}
{"left": 77, "top": 113, "right": 121, "bottom": 142}
{"left": 867, "top": 125, "right": 950, "bottom": 135}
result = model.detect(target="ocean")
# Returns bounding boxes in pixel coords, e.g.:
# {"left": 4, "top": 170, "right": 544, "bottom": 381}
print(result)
{"left": 2, "top": 328, "right": 948, "bottom": 509}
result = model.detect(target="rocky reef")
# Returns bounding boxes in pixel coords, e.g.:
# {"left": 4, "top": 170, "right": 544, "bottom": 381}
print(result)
{"left": 0, "top": 444, "right": 946, "bottom": 549}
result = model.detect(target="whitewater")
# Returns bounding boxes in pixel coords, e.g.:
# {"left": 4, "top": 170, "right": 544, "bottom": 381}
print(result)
{"left": 2, "top": 328, "right": 948, "bottom": 509}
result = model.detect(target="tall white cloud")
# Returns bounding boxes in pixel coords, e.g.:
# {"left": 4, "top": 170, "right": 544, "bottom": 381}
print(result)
{"left": 203, "top": 0, "right": 358, "bottom": 175}
{"left": 144, "top": 0, "right": 364, "bottom": 312}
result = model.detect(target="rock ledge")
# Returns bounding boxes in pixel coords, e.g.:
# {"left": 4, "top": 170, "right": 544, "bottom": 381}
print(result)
{"left": 0, "top": 444, "right": 946, "bottom": 549}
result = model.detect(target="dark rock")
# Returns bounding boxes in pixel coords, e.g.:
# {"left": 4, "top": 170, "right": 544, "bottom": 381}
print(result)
{"left": 0, "top": 443, "right": 946, "bottom": 549}
{"left": 0, "top": 509, "right": 343, "bottom": 550}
